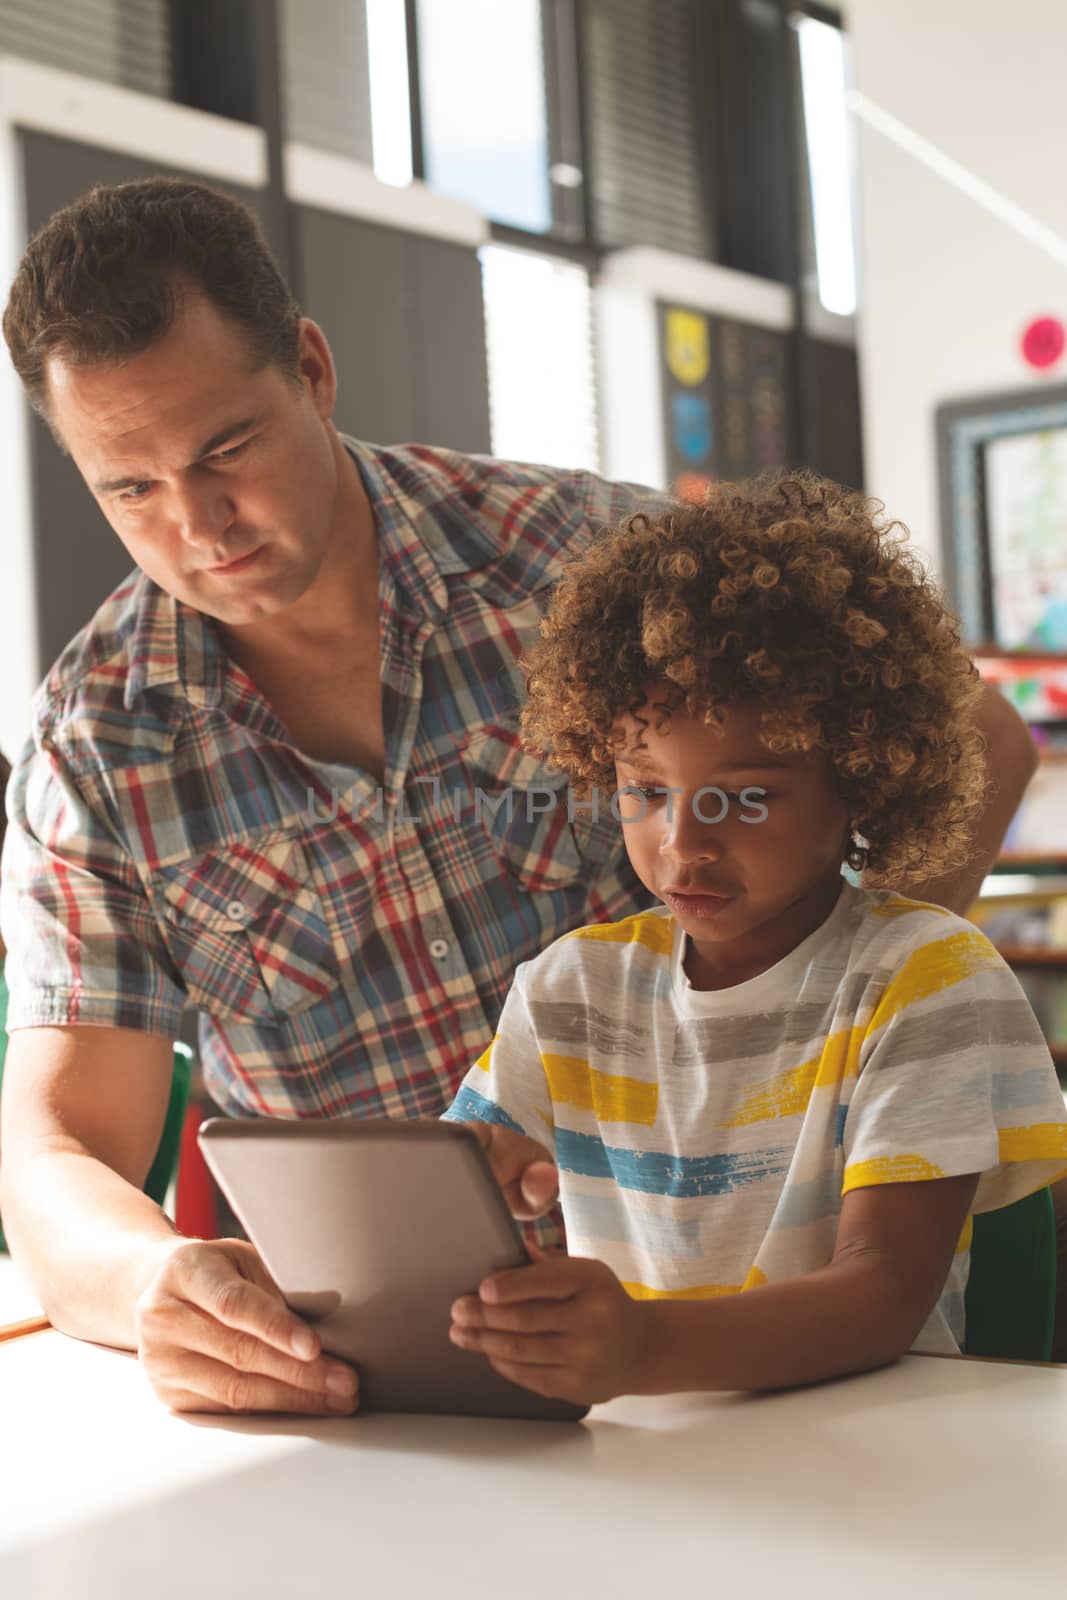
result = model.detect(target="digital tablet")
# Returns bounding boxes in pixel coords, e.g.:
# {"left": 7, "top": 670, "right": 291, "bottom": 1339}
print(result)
{"left": 197, "top": 1117, "right": 588, "bottom": 1422}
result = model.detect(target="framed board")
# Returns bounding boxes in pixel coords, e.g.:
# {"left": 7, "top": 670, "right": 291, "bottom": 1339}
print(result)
{"left": 936, "top": 383, "right": 1067, "bottom": 649}
{"left": 658, "top": 302, "right": 790, "bottom": 500}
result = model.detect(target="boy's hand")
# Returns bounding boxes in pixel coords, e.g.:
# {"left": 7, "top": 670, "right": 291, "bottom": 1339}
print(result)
{"left": 449, "top": 1249, "right": 654, "bottom": 1405}
{"left": 463, "top": 1121, "right": 559, "bottom": 1219}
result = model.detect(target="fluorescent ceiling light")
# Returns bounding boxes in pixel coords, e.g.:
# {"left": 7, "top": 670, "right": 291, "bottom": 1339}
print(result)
{"left": 796, "top": 16, "right": 857, "bottom": 317}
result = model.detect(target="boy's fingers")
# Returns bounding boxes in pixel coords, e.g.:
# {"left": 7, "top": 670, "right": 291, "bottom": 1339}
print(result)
{"left": 450, "top": 1325, "right": 566, "bottom": 1367}
{"left": 480, "top": 1259, "right": 587, "bottom": 1304}
{"left": 487, "top": 1358, "right": 564, "bottom": 1399}
{"left": 518, "top": 1161, "right": 559, "bottom": 1215}
{"left": 466, "top": 1123, "right": 558, "bottom": 1214}
{"left": 451, "top": 1295, "right": 571, "bottom": 1335}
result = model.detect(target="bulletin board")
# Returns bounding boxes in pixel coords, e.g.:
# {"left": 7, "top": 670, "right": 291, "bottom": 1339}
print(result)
{"left": 657, "top": 302, "right": 790, "bottom": 500}
{"left": 937, "top": 383, "right": 1067, "bottom": 651}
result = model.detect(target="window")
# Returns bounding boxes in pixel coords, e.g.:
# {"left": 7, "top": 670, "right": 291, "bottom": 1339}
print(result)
{"left": 416, "top": 0, "right": 552, "bottom": 232}
{"left": 480, "top": 243, "right": 597, "bottom": 472}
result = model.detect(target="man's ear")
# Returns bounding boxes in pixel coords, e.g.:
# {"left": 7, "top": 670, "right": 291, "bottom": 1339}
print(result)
{"left": 295, "top": 318, "right": 337, "bottom": 419}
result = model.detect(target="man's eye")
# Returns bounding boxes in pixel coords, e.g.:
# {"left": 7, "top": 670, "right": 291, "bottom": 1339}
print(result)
{"left": 120, "top": 483, "right": 152, "bottom": 502}
{"left": 211, "top": 441, "right": 249, "bottom": 463}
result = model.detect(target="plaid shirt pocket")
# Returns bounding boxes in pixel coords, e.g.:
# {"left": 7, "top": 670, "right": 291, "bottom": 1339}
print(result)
{"left": 461, "top": 721, "right": 586, "bottom": 893}
{"left": 151, "top": 836, "right": 340, "bottom": 1022}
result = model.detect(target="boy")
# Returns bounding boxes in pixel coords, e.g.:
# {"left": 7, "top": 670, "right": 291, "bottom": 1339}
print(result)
{"left": 444, "top": 472, "right": 1067, "bottom": 1404}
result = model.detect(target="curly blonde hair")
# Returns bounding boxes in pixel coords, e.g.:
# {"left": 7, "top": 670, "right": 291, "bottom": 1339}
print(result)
{"left": 521, "top": 471, "right": 987, "bottom": 887}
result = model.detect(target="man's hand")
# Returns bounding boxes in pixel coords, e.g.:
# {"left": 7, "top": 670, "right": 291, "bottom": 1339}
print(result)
{"left": 134, "top": 1238, "right": 359, "bottom": 1415}
{"left": 449, "top": 1249, "right": 654, "bottom": 1405}
{"left": 463, "top": 1121, "right": 560, "bottom": 1219}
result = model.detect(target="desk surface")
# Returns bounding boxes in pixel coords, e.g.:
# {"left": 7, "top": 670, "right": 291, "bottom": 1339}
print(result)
{"left": 2, "top": 1330, "right": 1065, "bottom": 1600}
{"left": 0, "top": 1255, "right": 43, "bottom": 1328}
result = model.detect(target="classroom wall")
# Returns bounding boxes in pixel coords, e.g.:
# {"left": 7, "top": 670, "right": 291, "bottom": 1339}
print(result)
{"left": 846, "top": 0, "right": 1067, "bottom": 571}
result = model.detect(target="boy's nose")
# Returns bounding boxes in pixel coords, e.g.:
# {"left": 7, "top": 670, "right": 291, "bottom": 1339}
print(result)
{"left": 663, "top": 835, "right": 724, "bottom": 865}
{"left": 660, "top": 799, "right": 725, "bottom": 862}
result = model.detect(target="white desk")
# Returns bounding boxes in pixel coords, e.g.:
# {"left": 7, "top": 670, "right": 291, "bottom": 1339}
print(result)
{"left": 0, "top": 1255, "right": 43, "bottom": 1328}
{"left": 1, "top": 1333, "right": 1065, "bottom": 1599}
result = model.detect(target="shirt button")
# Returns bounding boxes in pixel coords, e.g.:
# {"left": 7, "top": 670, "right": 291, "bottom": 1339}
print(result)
{"left": 227, "top": 899, "right": 250, "bottom": 923}
{"left": 429, "top": 938, "right": 449, "bottom": 960}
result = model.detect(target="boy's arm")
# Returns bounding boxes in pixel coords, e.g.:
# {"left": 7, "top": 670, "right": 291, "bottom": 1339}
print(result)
{"left": 453, "top": 1170, "right": 978, "bottom": 1401}
{"left": 638, "top": 1171, "right": 979, "bottom": 1395}
{"left": 888, "top": 682, "right": 1037, "bottom": 914}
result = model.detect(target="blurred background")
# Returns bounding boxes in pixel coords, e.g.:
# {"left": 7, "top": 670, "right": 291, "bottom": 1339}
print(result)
{"left": 0, "top": 0, "right": 1065, "bottom": 1074}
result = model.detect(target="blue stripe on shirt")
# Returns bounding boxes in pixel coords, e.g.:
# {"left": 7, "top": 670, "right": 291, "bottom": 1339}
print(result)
{"left": 556, "top": 1128, "right": 787, "bottom": 1197}
{"left": 444, "top": 1084, "right": 527, "bottom": 1135}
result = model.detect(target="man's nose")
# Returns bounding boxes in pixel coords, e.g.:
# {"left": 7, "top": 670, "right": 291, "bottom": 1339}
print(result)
{"left": 173, "top": 483, "right": 235, "bottom": 550}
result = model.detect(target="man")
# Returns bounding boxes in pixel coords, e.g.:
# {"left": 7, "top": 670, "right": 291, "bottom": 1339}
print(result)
{"left": 0, "top": 178, "right": 1044, "bottom": 1414}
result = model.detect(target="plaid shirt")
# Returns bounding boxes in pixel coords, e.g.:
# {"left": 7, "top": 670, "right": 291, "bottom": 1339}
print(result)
{"left": 0, "top": 440, "right": 662, "bottom": 1119}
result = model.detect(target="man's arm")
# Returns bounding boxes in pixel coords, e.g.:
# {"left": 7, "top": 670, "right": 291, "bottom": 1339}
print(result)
{"left": 1, "top": 1025, "right": 180, "bottom": 1345}
{"left": 0, "top": 1026, "right": 358, "bottom": 1413}
{"left": 894, "top": 680, "right": 1038, "bottom": 913}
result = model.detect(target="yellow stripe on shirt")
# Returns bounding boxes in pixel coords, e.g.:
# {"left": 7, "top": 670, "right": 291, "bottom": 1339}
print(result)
{"left": 622, "top": 1265, "right": 769, "bottom": 1300}
{"left": 869, "top": 896, "right": 951, "bottom": 919}
{"left": 998, "top": 1125, "right": 1067, "bottom": 1163}
{"left": 541, "top": 1052, "right": 659, "bottom": 1125}
{"left": 867, "top": 929, "right": 1003, "bottom": 1035}
{"left": 564, "top": 910, "right": 674, "bottom": 957}
{"left": 842, "top": 1153, "right": 946, "bottom": 1191}
{"left": 719, "top": 1025, "right": 866, "bottom": 1128}
{"left": 472, "top": 1036, "right": 497, "bottom": 1073}
{"left": 622, "top": 1279, "right": 742, "bottom": 1300}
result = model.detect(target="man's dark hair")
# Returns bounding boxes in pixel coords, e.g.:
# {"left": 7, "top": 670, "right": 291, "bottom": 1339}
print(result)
{"left": 2, "top": 176, "right": 301, "bottom": 416}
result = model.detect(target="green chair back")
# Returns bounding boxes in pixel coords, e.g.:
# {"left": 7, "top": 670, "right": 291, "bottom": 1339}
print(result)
{"left": 0, "top": 966, "right": 192, "bottom": 1249}
{"left": 142, "top": 1042, "right": 193, "bottom": 1207}
{"left": 964, "top": 1187, "right": 1057, "bottom": 1362}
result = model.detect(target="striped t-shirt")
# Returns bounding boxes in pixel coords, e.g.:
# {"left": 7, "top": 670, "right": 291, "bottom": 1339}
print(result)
{"left": 445, "top": 881, "right": 1067, "bottom": 1353}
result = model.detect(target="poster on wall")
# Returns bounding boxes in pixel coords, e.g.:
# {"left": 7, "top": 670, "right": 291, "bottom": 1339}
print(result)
{"left": 658, "top": 303, "right": 790, "bottom": 502}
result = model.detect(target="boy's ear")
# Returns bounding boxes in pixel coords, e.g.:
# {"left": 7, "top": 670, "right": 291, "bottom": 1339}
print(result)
{"left": 845, "top": 825, "right": 869, "bottom": 873}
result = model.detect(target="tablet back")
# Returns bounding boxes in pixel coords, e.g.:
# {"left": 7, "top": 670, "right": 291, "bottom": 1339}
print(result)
{"left": 198, "top": 1118, "right": 587, "bottom": 1422}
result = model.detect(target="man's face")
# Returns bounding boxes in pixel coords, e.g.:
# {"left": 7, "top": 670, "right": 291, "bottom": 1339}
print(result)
{"left": 613, "top": 693, "right": 852, "bottom": 970}
{"left": 45, "top": 295, "right": 342, "bottom": 626}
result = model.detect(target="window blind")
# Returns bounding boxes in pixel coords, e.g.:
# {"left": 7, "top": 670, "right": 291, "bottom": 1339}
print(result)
{"left": 0, "top": 0, "right": 170, "bottom": 99}
{"left": 580, "top": 0, "right": 710, "bottom": 259}
{"left": 279, "top": 0, "right": 374, "bottom": 166}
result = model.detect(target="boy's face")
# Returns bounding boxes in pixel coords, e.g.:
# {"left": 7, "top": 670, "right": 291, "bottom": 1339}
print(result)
{"left": 613, "top": 693, "right": 852, "bottom": 982}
